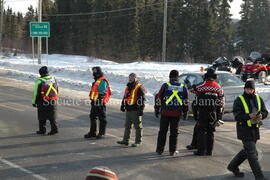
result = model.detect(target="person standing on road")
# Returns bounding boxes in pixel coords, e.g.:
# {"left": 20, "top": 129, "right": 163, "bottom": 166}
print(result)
{"left": 117, "top": 73, "right": 146, "bottom": 147}
{"left": 227, "top": 80, "right": 268, "bottom": 179}
{"left": 191, "top": 68, "right": 224, "bottom": 156}
{"left": 84, "top": 66, "right": 111, "bottom": 139}
{"left": 155, "top": 70, "right": 188, "bottom": 156}
{"left": 32, "top": 66, "right": 59, "bottom": 135}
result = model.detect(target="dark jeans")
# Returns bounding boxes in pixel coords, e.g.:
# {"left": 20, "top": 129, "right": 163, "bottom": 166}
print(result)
{"left": 37, "top": 104, "right": 58, "bottom": 132}
{"left": 228, "top": 141, "right": 264, "bottom": 179}
{"left": 156, "top": 115, "right": 180, "bottom": 153}
{"left": 89, "top": 104, "right": 107, "bottom": 136}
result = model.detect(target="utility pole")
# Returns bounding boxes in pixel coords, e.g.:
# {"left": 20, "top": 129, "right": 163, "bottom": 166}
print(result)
{"left": 0, "top": 0, "right": 4, "bottom": 53}
{"left": 38, "top": 0, "right": 42, "bottom": 64}
{"left": 162, "top": 0, "right": 168, "bottom": 62}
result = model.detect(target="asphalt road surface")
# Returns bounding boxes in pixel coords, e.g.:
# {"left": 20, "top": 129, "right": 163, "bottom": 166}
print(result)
{"left": 0, "top": 77, "right": 270, "bottom": 180}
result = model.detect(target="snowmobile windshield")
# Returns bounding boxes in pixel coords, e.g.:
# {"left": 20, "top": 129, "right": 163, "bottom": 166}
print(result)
{"left": 249, "top": 51, "right": 261, "bottom": 62}
{"left": 213, "top": 57, "right": 230, "bottom": 66}
{"left": 231, "top": 56, "right": 245, "bottom": 67}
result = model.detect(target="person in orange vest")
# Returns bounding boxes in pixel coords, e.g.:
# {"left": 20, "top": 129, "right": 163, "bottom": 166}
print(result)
{"left": 32, "top": 66, "right": 59, "bottom": 135}
{"left": 117, "top": 73, "right": 146, "bottom": 147}
{"left": 84, "top": 66, "right": 111, "bottom": 139}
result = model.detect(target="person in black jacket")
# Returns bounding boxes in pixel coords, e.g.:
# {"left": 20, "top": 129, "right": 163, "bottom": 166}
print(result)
{"left": 32, "top": 66, "right": 59, "bottom": 135}
{"left": 191, "top": 68, "right": 224, "bottom": 156}
{"left": 117, "top": 73, "right": 146, "bottom": 147}
{"left": 227, "top": 80, "right": 268, "bottom": 180}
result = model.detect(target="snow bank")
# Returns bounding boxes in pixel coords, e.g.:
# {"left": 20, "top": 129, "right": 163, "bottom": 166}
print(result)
{"left": 0, "top": 53, "right": 208, "bottom": 104}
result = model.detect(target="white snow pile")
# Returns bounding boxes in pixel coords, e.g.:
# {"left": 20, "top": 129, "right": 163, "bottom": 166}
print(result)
{"left": 0, "top": 53, "right": 208, "bottom": 104}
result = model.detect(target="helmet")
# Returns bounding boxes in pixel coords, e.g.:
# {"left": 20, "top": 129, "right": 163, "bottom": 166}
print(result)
{"left": 248, "top": 51, "right": 262, "bottom": 62}
{"left": 92, "top": 66, "right": 103, "bottom": 79}
{"left": 39, "top": 66, "right": 49, "bottom": 76}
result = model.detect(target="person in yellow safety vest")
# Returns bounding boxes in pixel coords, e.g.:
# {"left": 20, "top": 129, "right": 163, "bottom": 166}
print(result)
{"left": 227, "top": 80, "right": 268, "bottom": 179}
{"left": 32, "top": 66, "right": 59, "bottom": 135}
{"left": 155, "top": 70, "right": 188, "bottom": 156}
{"left": 84, "top": 66, "right": 111, "bottom": 139}
{"left": 117, "top": 73, "right": 146, "bottom": 147}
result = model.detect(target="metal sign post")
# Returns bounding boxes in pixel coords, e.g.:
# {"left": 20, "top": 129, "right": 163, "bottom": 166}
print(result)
{"left": 162, "top": 0, "right": 168, "bottom": 62}
{"left": 38, "top": 0, "right": 42, "bottom": 64}
{"left": 30, "top": 22, "right": 50, "bottom": 65}
{"left": 46, "top": 37, "right": 48, "bottom": 65}
{"left": 32, "top": 37, "right": 35, "bottom": 64}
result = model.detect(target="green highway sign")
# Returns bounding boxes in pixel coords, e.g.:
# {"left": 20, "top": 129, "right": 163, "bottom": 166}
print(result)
{"left": 30, "top": 22, "right": 50, "bottom": 37}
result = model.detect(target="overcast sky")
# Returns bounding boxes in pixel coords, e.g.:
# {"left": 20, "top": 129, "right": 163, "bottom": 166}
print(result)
{"left": 4, "top": 0, "right": 242, "bottom": 19}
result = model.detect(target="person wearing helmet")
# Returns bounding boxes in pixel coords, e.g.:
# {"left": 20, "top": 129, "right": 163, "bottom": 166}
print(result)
{"left": 84, "top": 66, "right": 111, "bottom": 139}
{"left": 155, "top": 70, "right": 188, "bottom": 156}
{"left": 190, "top": 68, "right": 224, "bottom": 156}
{"left": 32, "top": 66, "right": 59, "bottom": 135}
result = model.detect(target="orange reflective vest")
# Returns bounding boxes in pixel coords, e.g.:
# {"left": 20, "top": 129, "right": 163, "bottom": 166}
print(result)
{"left": 89, "top": 76, "right": 111, "bottom": 104}
{"left": 124, "top": 83, "right": 142, "bottom": 105}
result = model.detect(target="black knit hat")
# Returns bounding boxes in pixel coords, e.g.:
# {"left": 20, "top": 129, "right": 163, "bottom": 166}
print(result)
{"left": 129, "top": 73, "right": 137, "bottom": 78}
{"left": 244, "top": 80, "right": 255, "bottom": 89}
{"left": 204, "top": 68, "right": 217, "bottom": 80}
{"left": 39, "top": 66, "right": 48, "bottom": 75}
{"left": 169, "top": 70, "right": 179, "bottom": 78}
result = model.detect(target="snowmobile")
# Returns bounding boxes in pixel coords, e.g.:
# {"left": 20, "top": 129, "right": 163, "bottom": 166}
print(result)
{"left": 207, "top": 56, "right": 244, "bottom": 75}
{"left": 240, "top": 51, "right": 270, "bottom": 83}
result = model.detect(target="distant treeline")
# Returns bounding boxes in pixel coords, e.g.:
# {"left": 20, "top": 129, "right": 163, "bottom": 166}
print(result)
{"left": 2, "top": 0, "right": 270, "bottom": 63}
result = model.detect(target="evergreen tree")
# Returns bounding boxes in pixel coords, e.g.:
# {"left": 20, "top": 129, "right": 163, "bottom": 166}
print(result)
{"left": 238, "top": 0, "right": 252, "bottom": 54}
{"left": 215, "top": 0, "right": 233, "bottom": 57}
{"left": 249, "top": 0, "right": 270, "bottom": 52}
{"left": 22, "top": 6, "right": 37, "bottom": 52}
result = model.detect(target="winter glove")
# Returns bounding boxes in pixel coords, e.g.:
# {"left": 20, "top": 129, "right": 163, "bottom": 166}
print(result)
{"left": 32, "top": 104, "right": 37, "bottom": 108}
{"left": 214, "top": 120, "right": 224, "bottom": 128}
{"left": 120, "top": 105, "right": 125, "bottom": 112}
{"left": 184, "top": 79, "right": 192, "bottom": 89}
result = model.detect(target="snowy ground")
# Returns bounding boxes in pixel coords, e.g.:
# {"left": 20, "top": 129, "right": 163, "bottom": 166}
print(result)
{"left": 1, "top": 53, "right": 270, "bottom": 128}
{"left": 0, "top": 53, "right": 270, "bottom": 107}
{"left": 0, "top": 53, "right": 209, "bottom": 104}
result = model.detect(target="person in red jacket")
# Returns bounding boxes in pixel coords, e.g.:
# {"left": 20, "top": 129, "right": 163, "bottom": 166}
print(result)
{"left": 191, "top": 68, "right": 224, "bottom": 156}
